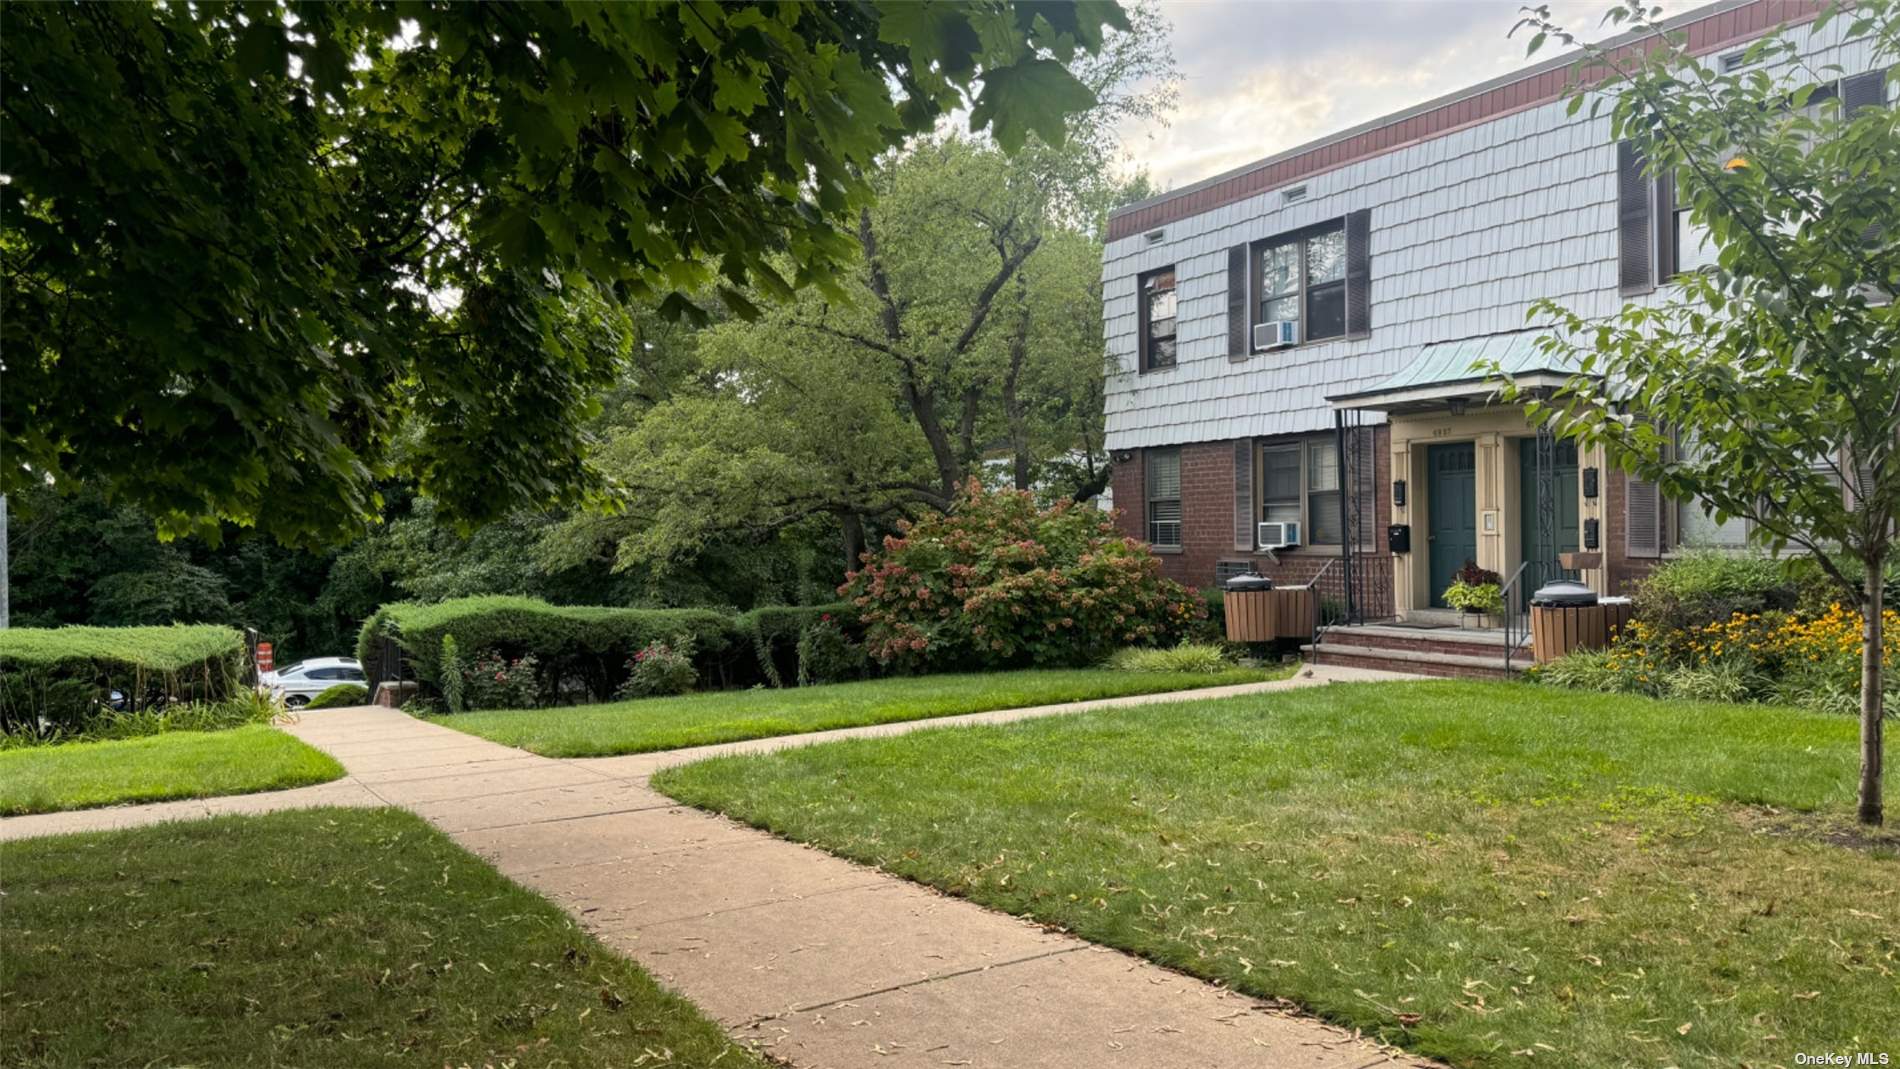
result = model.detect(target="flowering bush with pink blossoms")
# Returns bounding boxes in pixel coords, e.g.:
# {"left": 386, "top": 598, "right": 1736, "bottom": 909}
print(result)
{"left": 614, "top": 634, "right": 698, "bottom": 699}
{"left": 840, "top": 481, "right": 1203, "bottom": 671}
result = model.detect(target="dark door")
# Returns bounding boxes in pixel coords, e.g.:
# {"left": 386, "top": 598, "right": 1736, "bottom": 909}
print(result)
{"left": 1518, "top": 438, "right": 1580, "bottom": 569}
{"left": 1426, "top": 443, "right": 1478, "bottom": 607}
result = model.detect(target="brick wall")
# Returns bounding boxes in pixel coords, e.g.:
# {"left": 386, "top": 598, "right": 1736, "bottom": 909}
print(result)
{"left": 1116, "top": 427, "right": 1395, "bottom": 601}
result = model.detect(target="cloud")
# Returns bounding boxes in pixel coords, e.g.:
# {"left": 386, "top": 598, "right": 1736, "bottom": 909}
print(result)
{"left": 1119, "top": 0, "right": 1611, "bottom": 188}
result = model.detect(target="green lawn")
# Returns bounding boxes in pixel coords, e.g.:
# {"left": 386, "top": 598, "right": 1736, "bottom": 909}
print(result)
{"left": 0, "top": 808, "right": 765, "bottom": 1069}
{"left": 656, "top": 680, "right": 1900, "bottom": 1068}
{"left": 431, "top": 666, "right": 1287, "bottom": 757}
{"left": 0, "top": 725, "right": 344, "bottom": 816}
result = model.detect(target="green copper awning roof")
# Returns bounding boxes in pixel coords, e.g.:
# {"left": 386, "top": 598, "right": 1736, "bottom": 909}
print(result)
{"left": 1329, "top": 330, "right": 1579, "bottom": 407}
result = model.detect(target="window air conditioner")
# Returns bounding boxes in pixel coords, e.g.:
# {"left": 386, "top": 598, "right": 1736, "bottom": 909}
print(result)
{"left": 1253, "top": 319, "right": 1298, "bottom": 351}
{"left": 1257, "top": 520, "right": 1302, "bottom": 549}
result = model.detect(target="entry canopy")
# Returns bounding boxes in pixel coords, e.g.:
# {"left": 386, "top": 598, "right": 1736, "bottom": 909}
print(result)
{"left": 1328, "top": 329, "right": 1584, "bottom": 413}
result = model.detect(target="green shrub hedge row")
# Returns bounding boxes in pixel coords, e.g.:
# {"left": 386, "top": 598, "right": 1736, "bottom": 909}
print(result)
{"left": 0, "top": 624, "right": 247, "bottom": 734}
{"left": 356, "top": 596, "right": 852, "bottom": 704}
{"left": 304, "top": 683, "right": 370, "bottom": 710}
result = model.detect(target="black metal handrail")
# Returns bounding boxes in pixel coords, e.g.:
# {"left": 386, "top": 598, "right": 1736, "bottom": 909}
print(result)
{"left": 1500, "top": 560, "right": 1535, "bottom": 673}
{"left": 1303, "top": 557, "right": 1340, "bottom": 649}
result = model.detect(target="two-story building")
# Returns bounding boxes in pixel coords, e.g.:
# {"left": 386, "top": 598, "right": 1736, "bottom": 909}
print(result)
{"left": 1101, "top": 0, "right": 1889, "bottom": 667}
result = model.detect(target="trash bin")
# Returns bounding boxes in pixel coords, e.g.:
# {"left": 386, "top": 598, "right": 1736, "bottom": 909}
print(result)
{"left": 1530, "top": 579, "right": 1606, "bottom": 663}
{"left": 1223, "top": 573, "right": 1277, "bottom": 642}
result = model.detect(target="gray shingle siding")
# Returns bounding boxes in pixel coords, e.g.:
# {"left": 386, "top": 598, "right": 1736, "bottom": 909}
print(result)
{"left": 1102, "top": 12, "right": 1870, "bottom": 451}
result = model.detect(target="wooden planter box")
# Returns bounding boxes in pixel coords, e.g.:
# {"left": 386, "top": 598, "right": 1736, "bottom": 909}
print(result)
{"left": 1273, "top": 587, "right": 1318, "bottom": 640}
{"left": 1531, "top": 603, "right": 1610, "bottom": 664}
{"left": 1602, "top": 599, "right": 1633, "bottom": 642}
{"left": 1224, "top": 587, "right": 1320, "bottom": 643}
{"left": 1224, "top": 589, "right": 1278, "bottom": 642}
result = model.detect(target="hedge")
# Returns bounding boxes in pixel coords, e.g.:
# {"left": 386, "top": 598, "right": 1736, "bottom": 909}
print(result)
{"left": 0, "top": 624, "right": 246, "bottom": 734}
{"left": 304, "top": 683, "right": 370, "bottom": 710}
{"left": 357, "top": 596, "right": 856, "bottom": 704}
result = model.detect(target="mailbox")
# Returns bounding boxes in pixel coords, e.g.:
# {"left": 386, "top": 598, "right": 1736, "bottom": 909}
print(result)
{"left": 1583, "top": 517, "right": 1600, "bottom": 550}
{"left": 1387, "top": 523, "right": 1411, "bottom": 553}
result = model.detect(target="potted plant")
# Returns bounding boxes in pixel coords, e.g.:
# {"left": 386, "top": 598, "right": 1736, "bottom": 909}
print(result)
{"left": 1443, "top": 560, "right": 1504, "bottom": 628}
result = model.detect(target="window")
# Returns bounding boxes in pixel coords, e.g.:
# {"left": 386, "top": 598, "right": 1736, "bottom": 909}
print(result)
{"left": 1258, "top": 437, "right": 1342, "bottom": 544}
{"left": 1677, "top": 499, "right": 1748, "bottom": 548}
{"left": 1674, "top": 203, "right": 1718, "bottom": 273}
{"left": 1139, "top": 268, "right": 1177, "bottom": 370}
{"left": 1256, "top": 225, "right": 1345, "bottom": 344}
{"left": 1146, "top": 449, "right": 1181, "bottom": 548}
{"left": 1672, "top": 433, "right": 1750, "bottom": 548}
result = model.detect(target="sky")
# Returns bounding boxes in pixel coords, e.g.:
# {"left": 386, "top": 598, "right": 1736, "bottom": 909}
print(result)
{"left": 1117, "top": 0, "right": 1615, "bottom": 190}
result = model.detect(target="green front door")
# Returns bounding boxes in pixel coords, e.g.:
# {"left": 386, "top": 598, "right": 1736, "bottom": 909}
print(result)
{"left": 1426, "top": 443, "right": 1477, "bottom": 608}
{"left": 1518, "top": 438, "right": 1581, "bottom": 570}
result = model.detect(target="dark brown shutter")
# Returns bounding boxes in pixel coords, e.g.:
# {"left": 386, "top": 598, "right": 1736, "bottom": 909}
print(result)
{"left": 1625, "top": 473, "right": 1662, "bottom": 558}
{"left": 1345, "top": 208, "right": 1372, "bottom": 338}
{"left": 1654, "top": 171, "right": 1677, "bottom": 279}
{"left": 1233, "top": 439, "right": 1254, "bottom": 550}
{"left": 1226, "top": 245, "right": 1249, "bottom": 357}
{"left": 1617, "top": 140, "right": 1653, "bottom": 295}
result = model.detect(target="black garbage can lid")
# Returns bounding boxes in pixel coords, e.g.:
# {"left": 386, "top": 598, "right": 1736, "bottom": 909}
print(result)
{"left": 1224, "top": 574, "right": 1274, "bottom": 592}
{"left": 1530, "top": 579, "right": 1598, "bottom": 607}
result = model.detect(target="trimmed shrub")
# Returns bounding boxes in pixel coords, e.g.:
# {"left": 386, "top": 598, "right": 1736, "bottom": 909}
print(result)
{"left": 304, "top": 683, "right": 370, "bottom": 710}
{"left": 1105, "top": 642, "right": 1235, "bottom": 675}
{"left": 840, "top": 481, "right": 1203, "bottom": 671}
{"left": 0, "top": 624, "right": 245, "bottom": 735}
{"left": 357, "top": 597, "right": 742, "bottom": 702}
{"left": 1635, "top": 550, "right": 1792, "bottom": 641}
{"left": 796, "top": 616, "right": 868, "bottom": 685}
{"left": 614, "top": 636, "right": 698, "bottom": 699}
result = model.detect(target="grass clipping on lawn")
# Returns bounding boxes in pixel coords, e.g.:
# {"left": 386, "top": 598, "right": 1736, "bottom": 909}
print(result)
{"left": 656, "top": 680, "right": 1900, "bottom": 1067}
{"left": 0, "top": 725, "right": 343, "bottom": 815}
{"left": 0, "top": 807, "right": 766, "bottom": 1069}
{"left": 430, "top": 665, "right": 1286, "bottom": 757}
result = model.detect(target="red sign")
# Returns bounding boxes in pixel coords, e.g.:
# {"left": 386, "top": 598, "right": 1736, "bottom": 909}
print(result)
{"left": 257, "top": 642, "right": 274, "bottom": 674}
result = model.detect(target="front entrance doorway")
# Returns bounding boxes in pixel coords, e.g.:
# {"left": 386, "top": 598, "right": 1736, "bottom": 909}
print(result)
{"left": 1517, "top": 438, "right": 1580, "bottom": 570}
{"left": 1426, "top": 442, "right": 1477, "bottom": 608}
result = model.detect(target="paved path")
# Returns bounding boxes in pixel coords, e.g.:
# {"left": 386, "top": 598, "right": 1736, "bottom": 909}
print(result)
{"left": 1, "top": 666, "right": 1435, "bottom": 1068}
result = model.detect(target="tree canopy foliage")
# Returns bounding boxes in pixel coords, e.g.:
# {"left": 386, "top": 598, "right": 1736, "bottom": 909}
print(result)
{"left": 1, "top": 0, "right": 1126, "bottom": 546}
{"left": 542, "top": 5, "right": 1175, "bottom": 576}
{"left": 1509, "top": 1, "right": 1899, "bottom": 823}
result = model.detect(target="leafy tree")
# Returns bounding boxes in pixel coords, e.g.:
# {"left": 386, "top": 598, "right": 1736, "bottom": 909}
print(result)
{"left": 1511, "top": 3, "right": 1899, "bottom": 823}
{"left": 561, "top": 6, "right": 1176, "bottom": 574}
{"left": 1, "top": 1, "right": 1126, "bottom": 546}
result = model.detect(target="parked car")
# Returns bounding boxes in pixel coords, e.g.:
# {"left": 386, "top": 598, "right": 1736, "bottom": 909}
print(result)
{"left": 268, "top": 657, "right": 368, "bottom": 708}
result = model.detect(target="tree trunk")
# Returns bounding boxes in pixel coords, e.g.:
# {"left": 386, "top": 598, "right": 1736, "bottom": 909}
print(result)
{"left": 1859, "top": 557, "right": 1886, "bottom": 826}
{"left": 1004, "top": 274, "right": 1033, "bottom": 491}
{"left": 839, "top": 512, "right": 866, "bottom": 575}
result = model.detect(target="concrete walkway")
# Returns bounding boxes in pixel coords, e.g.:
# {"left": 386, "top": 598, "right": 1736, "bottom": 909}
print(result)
{"left": 1, "top": 666, "right": 1434, "bottom": 1067}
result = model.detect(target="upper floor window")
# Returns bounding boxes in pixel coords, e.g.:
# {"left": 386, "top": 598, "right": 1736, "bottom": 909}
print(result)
{"left": 1139, "top": 268, "right": 1177, "bottom": 370}
{"left": 1146, "top": 449, "right": 1182, "bottom": 547}
{"left": 1256, "top": 225, "right": 1346, "bottom": 343}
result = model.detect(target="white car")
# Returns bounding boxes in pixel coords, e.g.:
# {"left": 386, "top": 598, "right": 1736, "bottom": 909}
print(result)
{"left": 268, "top": 657, "right": 369, "bottom": 708}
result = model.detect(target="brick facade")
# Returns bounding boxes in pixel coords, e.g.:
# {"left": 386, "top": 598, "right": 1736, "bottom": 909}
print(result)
{"left": 1603, "top": 466, "right": 1661, "bottom": 597}
{"left": 1115, "top": 427, "right": 1395, "bottom": 601}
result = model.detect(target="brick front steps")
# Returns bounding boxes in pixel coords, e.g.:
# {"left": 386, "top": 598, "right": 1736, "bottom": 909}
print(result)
{"left": 1304, "top": 623, "right": 1530, "bottom": 681}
